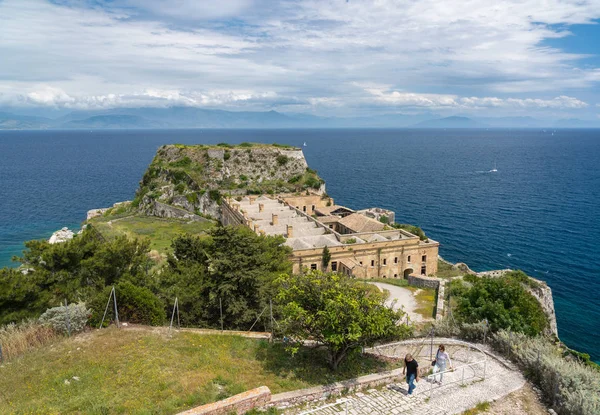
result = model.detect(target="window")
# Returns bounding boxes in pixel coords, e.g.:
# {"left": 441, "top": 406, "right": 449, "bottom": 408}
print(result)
{"left": 331, "top": 261, "right": 338, "bottom": 271}
{"left": 329, "top": 225, "right": 333, "bottom": 229}
{"left": 359, "top": 261, "right": 363, "bottom": 265}
{"left": 421, "top": 265, "right": 427, "bottom": 275}
{"left": 383, "top": 258, "right": 387, "bottom": 266}
{"left": 422, "top": 255, "right": 427, "bottom": 262}
{"left": 371, "top": 260, "right": 375, "bottom": 267}
{"left": 394, "top": 257, "right": 398, "bottom": 264}
{"left": 312, "top": 205, "right": 315, "bottom": 212}
{"left": 311, "top": 263, "right": 317, "bottom": 270}
{"left": 408, "top": 255, "right": 411, "bottom": 262}
{"left": 303, "top": 206, "right": 307, "bottom": 212}
{"left": 394, "top": 274, "right": 398, "bottom": 278}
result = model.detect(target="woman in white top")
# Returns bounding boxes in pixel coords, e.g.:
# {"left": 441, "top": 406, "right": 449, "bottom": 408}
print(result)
{"left": 433, "top": 344, "right": 453, "bottom": 384}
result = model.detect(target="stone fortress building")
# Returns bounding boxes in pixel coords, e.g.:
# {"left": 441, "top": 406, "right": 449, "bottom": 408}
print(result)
{"left": 222, "top": 193, "right": 439, "bottom": 278}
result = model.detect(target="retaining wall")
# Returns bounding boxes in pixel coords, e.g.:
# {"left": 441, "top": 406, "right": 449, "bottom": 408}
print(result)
{"left": 177, "top": 386, "right": 271, "bottom": 415}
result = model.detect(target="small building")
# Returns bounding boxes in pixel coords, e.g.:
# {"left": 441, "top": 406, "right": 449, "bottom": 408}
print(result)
{"left": 356, "top": 207, "right": 395, "bottom": 224}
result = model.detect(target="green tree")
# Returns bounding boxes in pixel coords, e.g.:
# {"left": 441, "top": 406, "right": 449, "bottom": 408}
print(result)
{"left": 162, "top": 226, "right": 292, "bottom": 329}
{"left": 321, "top": 246, "right": 331, "bottom": 271}
{"left": 276, "top": 270, "right": 410, "bottom": 371}
{"left": 452, "top": 272, "right": 548, "bottom": 336}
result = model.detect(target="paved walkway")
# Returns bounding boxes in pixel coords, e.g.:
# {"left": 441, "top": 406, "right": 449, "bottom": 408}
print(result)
{"left": 286, "top": 340, "right": 525, "bottom": 415}
{"left": 369, "top": 282, "right": 424, "bottom": 322}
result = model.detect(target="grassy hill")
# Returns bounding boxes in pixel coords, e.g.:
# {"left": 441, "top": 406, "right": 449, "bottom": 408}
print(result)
{"left": 0, "top": 327, "right": 395, "bottom": 415}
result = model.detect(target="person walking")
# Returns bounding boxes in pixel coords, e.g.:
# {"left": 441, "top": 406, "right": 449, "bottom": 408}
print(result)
{"left": 433, "top": 344, "right": 453, "bottom": 384}
{"left": 403, "top": 353, "right": 419, "bottom": 395}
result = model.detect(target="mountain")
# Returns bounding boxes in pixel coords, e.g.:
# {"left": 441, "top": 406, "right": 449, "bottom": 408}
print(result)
{"left": 0, "top": 112, "right": 53, "bottom": 129}
{"left": 62, "top": 115, "right": 167, "bottom": 129}
{"left": 412, "top": 116, "right": 486, "bottom": 128}
{"left": 553, "top": 118, "right": 600, "bottom": 128}
{"left": 477, "top": 116, "right": 542, "bottom": 128}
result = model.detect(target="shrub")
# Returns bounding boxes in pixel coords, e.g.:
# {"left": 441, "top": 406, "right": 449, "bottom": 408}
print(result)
{"left": 490, "top": 331, "right": 600, "bottom": 415}
{"left": 239, "top": 142, "right": 253, "bottom": 147}
{"left": 39, "top": 303, "right": 90, "bottom": 335}
{"left": 175, "top": 183, "right": 186, "bottom": 193}
{"left": 223, "top": 150, "right": 231, "bottom": 161}
{"left": 276, "top": 155, "right": 289, "bottom": 165}
{"left": 344, "top": 238, "right": 357, "bottom": 244}
{"left": 216, "top": 143, "right": 233, "bottom": 148}
{"left": 208, "top": 190, "right": 222, "bottom": 204}
{"left": 169, "top": 157, "right": 192, "bottom": 168}
{"left": 89, "top": 282, "right": 165, "bottom": 326}
{"left": 0, "top": 320, "right": 56, "bottom": 361}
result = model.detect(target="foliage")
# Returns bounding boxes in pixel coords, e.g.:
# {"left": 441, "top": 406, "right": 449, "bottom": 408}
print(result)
{"left": 0, "top": 328, "right": 397, "bottom": 414}
{"left": 223, "top": 150, "right": 231, "bottom": 161}
{"left": 276, "top": 154, "right": 289, "bottom": 165}
{"left": 1, "top": 229, "right": 151, "bottom": 325}
{"left": 449, "top": 273, "right": 548, "bottom": 336}
{"left": 169, "top": 156, "right": 192, "bottom": 168}
{"left": 208, "top": 189, "right": 222, "bottom": 204}
{"left": 379, "top": 215, "right": 390, "bottom": 224}
{"left": 89, "top": 281, "right": 166, "bottom": 326}
{"left": 159, "top": 226, "right": 293, "bottom": 329}
{"left": 344, "top": 238, "right": 357, "bottom": 244}
{"left": 39, "top": 303, "right": 90, "bottom": 335}
{"left": 276, "top": 270, "right": 411, "bottom": 370}
{"left": 490, "top": 330, "right": 600, "bottom": 415}
{"left": 391, "top": 223, "right": 427, "bottom": 241}
{"left": 0, "top": 320, "right": 56, "bottom": 361}
{"left": 321, "top": 246, "right": 331, "bottom": 270}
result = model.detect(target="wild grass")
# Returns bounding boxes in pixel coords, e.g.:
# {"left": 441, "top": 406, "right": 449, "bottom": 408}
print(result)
{"left": 89, "top": 215, "right": 215, "bottom": 254}
{"left": 0, "top": 327, "right": 397, "bottom": 415}
{"left": 435, "top": 259, "right": 465, "bottom": 279}
{"left": 0, "top": 320, "right": 57, "bottom": 362}
{"left": 461, "top": 401, "right": 490, "bottom": 414}
{"left": 406, "top": 286, "right": 436, "bottom": 319}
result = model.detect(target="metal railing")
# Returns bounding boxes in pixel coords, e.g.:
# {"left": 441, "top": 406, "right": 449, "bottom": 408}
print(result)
{"left": 425, "top": 359, "right": 487, "bottom": 398}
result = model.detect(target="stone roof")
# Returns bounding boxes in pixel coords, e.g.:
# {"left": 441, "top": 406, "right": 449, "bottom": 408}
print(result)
{"left": 338, "top": 213, "right": 386, "bottom": 233}
{"left": 284, "top": 234, "right": 342, "bottom": 250}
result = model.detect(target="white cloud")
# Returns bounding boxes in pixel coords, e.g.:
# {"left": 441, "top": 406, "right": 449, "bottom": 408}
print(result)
{"left": 365, "top": 87, "right": 588, "bottom": 109}
{"left": 0, "top": 0, "right": 599, "bottom": 116}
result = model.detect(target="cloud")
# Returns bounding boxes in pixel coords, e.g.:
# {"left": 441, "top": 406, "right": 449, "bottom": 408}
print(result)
{"left": 365, "top": 87, "right": 588, "bottom": 109}
{"left": 0, "top": 0, "right": 599, "bottom": 116}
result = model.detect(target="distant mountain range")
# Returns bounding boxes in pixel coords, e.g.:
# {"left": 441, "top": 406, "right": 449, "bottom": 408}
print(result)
{"left": 0, "top": 107, "right": 599, "bottom": 129}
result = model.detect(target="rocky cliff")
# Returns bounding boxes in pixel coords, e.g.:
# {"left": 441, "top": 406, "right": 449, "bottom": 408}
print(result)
{"left": 134, "top": 143, "right": 325, "bottom": 221}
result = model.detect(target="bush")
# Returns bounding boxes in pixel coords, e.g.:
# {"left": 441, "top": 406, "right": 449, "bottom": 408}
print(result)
{"left": 89, "top": 282, "right": 165, "bottom": 326}
{"left": 39, "top": 303, "right": 90, "bottom": 335}
{"left": 223, "top": 150, "right": 231, "bottom": 161}
{"left": 0, "top": 320, "right": 56, "bottom": 361}
{"left": 490, "top": 331, "right": 600, "bottom": 415}
{"left": 208, "top": 189, "right": 222, "bottom": 204}
{"left": 276, "top": 155, "right": 289, "bottom": 165}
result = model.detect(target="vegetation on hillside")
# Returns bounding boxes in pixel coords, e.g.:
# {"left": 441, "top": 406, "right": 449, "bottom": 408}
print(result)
{"left": 0, "top": 327, "right": 397, "bottom": 415}
{"left": 390, "top": 223, "right": 428, "bottom": 241}
{"left": 131, "top": 143, "right": 325, "bottom": 215}
{"left": 448, "top": 271, "right": 548, "bottom": 336}
{"left": 277, "top": 270, "right": 412, "bottom": 370}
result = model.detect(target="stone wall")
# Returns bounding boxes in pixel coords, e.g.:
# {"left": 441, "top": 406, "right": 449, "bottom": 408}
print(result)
{"left": 177, "top": 386, "right": 271, "bottom": 415}
{"left": 140, "top": 198, "right": 205, "bottom": 221}
{"left": 407, "top": 274, "right": 441, "bottom": 289}
{"left": 269, "top": 369, "right": 405, "bottom": 410}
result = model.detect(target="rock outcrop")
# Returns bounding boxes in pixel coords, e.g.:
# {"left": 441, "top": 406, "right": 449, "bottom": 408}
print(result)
{"left": 135, "top": 143, "right": 324, "bottom": 221}
{"left": 49, "top": 227, "right": 74, "bottom": 244}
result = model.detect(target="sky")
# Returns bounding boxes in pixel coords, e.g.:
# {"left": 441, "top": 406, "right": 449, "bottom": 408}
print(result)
{"left": 1, "top": 0, "right": 600, "bottom": 119}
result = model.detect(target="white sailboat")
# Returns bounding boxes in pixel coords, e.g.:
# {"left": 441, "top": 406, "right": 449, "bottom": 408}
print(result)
{"left": 490, "top": 161, "right": 498, "bottom": 173}
{"left": 303, "top": 142, "right": 307, "bottom": 147}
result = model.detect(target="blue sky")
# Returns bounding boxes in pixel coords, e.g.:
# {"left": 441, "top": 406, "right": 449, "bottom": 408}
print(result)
{"left": 1, "top": 0, "right": 599, "bottom": 120}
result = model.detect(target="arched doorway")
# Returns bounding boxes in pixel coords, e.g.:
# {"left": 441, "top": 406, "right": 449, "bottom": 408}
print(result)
{"left": 403, "top": 268, "right": 413, "bottom": 279}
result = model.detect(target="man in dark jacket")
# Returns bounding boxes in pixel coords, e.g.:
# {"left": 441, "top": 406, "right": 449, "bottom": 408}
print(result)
{"left": 402, "top": 353, "right": 419, "bottom": 395}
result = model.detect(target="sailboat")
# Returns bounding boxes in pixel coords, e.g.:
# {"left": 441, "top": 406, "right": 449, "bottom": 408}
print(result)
{"left": 490, "top": 161, "right": 498, "bottom": 173}
{"left": 303, "top": 142, "right": 307, "bottom": 147}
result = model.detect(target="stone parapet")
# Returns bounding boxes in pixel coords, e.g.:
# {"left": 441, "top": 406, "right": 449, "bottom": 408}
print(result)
{"left": 269, "top": 369, "right": 404, "bottom": 410}
{"left": 407, "top": 274, "right": 441, "bottom": 290}
{"left": 177, "top": 386, "right": 271, "bottom": 415}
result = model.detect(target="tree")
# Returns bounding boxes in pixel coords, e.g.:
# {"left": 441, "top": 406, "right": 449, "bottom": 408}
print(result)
{"left": 451, "top": 272, "right": 548, "bottom": 336}
{"left": 162, "top": 226, "right": 292, "bottom": 329}
{"left": 321, "top": 246, "right": 331, "bottom": 271}
{"left": 276, "top": 270, "right": 410, "bottom": 371}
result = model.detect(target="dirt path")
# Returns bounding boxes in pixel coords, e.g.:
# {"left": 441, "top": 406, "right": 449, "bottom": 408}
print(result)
{"left": 370, "top": 282, "right": 423, "bottom": 322}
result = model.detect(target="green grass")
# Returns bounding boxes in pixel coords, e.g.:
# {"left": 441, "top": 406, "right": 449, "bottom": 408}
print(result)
{"left": 435, "top": 259, "right": 465, "bottom": 279}
{"left": 461, "top": 401, "right": 491, "bottom": 414}
{"left": 406, "top": 286, "right": 436, "bottom": 319}
{"left": 369, "top": 278, "right": 409, "bottom": 288}
{"left": 0, "top": 327, "right": 396, "bottom": 415}
{"left": 88, "top": 215, "right": 215, "bottom": 254}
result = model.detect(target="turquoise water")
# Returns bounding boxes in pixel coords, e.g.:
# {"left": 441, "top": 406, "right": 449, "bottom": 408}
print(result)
{"left": 1, "top": 129, "right": 599, "bottom": 361}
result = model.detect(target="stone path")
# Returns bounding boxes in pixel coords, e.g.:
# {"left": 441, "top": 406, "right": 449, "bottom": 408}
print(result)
{"left": 287, "top": 342, "right": 525, "bottom": 415}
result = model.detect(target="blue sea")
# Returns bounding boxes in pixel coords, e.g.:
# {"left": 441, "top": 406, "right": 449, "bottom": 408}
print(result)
{"left": 1, "top": 129, "right": 599, "bottom": 361}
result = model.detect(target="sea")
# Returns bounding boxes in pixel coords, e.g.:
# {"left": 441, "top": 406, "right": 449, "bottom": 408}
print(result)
{"left": 1, "top": 129, "right": 599, "bottom": 362}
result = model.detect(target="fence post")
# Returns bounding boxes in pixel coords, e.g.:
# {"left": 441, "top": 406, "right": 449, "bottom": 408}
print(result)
{"left": 65, "top": 299, "right": 71, "bottom": 337}
{"left": 430, "top": 327, "right": 434, "bottom": 360}
{"left": 169, "top": 298, "right": 178, "bottom": 332}
{"left": 113, "top": 286, "right": 120, "bottom": 328}
{"left": 219, "top": 297, "right": 224, "bottom": 332}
